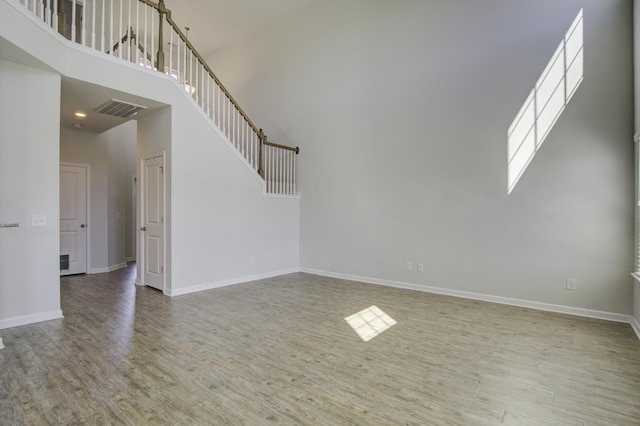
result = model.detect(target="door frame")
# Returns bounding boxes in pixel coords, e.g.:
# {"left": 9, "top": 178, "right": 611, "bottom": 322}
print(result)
{"left": 137, "top": 151, "right": 166, "bottom": 292}
{"left": 60, "top": 162, "right": 91, "bottom": 275}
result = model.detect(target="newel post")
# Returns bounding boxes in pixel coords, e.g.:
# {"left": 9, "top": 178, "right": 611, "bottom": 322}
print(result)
{"left": 258, "top": 129, "right": 265, "bottom": 178}
{"left": 156, "top": 0, "right": 166, "bottom": 72}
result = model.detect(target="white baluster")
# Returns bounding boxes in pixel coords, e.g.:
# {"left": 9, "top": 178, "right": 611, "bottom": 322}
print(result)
{"left": 135, "top": 0, "right": 139, "bottom": 65}
{"left": 117, "top": 0, "right": 123, "bottom": 58}
{"left": 292, "top": 152, "right": 296, "bottom": 194}
{"left": 279, "top": 150, "right": 283, "bottom": 194}
{"left": 271, "top": 147, "right": 275, "bottom": 193}
{"left": 90, "top": 0, "right": 95, "bottom": 49}
{"left": 44, "top": 0, "right": 50, "bottom": 25}
{"left": 234, "top": 108, "right": 238, "bottom": 150}
{"left": 70, "top": 0, "right": 76, "bottom": 42}
{"left": 150, "top": 4, "right": 154, "bottom": 69}
{"left": 266, "top": 146, "right": 270, "bottom": 192}
{"left": 126, "top": 0, "right": 131, "bottom": 61}
{"left": 242, "top": 121, "right": 246, "bottom": 161}
{"left": 142, "top": 3, "right": 147, "bottom": 65}
{"left": 222, "top": 93, "right": 226, "bottom": 135}
{"left": 81, "top": 0, "right": 86, "bottom": 45}
{"left": 53, "top": 0, "right": 59, "bottom": 31}
{"left": 293, "top": 152, "right": 297, "bottom": 194}
{"left": 109, "top": 0, "right": 113, "bottom": 56}
{"left": 168, "top": 28, "right": 173, "bottom": 76}
{"left": 288, "top": 151, "right": 291, "bottom": 194}
{"left": 100, "top": 0, "right": 105, "bottom": 51}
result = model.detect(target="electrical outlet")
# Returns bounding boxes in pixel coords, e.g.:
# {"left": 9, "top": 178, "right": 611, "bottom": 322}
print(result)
{"left": 417, "top": 264, "right": 424, "bottom": 272}
{"left": 31, "top": 214, "right": 47, "bottom": 227}
{"left": 404, "top": 261, "right": 412, "bottom": 271}
{"left": 566, "top": 278, "right": 577, "bottom": 290}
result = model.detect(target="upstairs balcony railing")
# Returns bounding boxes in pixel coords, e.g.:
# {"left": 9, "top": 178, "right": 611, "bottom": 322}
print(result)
{"left": 15, "top": 0, "right": 299, "bottom": 195}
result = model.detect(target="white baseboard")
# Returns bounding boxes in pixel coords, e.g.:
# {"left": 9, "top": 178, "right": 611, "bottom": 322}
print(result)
{"left": 90, "top": 262, "right": 128, "bottom": 274}
{"left": 0, "top": 310, "right": 64, "bottom": 330}
{"left": 631, "top": 316, "right": 640, "bottom": 340}
{"left": 134, "top": 278, "right": 143, "bottom": 286}
{"left": 167, "top": 268, "right": 300, "bottom": 297}
{"left": 300, "top": 268, "right": 632, "bottom": 324}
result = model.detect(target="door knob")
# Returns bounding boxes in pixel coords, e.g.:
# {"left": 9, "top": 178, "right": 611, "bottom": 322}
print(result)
{"left": 140, "top": 226, "right": 146, "bottom": 231}
{"left": 80, "top": 224, "right": 86, "bottom": 228}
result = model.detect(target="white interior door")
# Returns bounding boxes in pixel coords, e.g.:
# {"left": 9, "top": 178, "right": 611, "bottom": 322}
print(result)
{"left": 60, "top": 164, "right": 88, "bottom": 275}
{"left": 142, "top": 155, "right": 165, "bottom": 291}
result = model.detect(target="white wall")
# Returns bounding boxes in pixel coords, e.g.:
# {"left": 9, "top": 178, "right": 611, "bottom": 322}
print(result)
{"left": 60, "top": 122, "right": 137, "bottom": 272}
{"left": 0, "top": 59, "right": 62, "bottom": 328}
{"left": 107, "top": 121, "right": 137, "bottom": 269}
{"left": 209, "top": 0, "right": 634, "bottom": 315}
{"left": 169, "top": 93, "right": 300, "bottom": 295}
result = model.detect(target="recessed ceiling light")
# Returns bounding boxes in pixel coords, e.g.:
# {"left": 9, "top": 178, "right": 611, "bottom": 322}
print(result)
{"left": 72, "top": 123, "right": 83, "bottom": 128}
{"left": 74, "top": 112, "right": 87, "bottom": 118}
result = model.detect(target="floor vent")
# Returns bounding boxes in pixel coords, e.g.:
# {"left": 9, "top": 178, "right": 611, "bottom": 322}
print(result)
{"left": 94, "top": 99, "right": 147, "bottom": 118}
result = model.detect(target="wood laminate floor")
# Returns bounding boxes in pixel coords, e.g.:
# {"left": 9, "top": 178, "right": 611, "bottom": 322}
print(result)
{"left": 1, "top": 264, "right": 640, "bottom": 425}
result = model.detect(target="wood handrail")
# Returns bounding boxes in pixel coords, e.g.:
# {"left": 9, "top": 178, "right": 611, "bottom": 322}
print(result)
{"left": 264, "top": 141, "right": 300, "bottom": 154}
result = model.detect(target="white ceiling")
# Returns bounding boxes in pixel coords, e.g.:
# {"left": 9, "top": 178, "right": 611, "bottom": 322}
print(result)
{"left": 61, "top": 77, "right": 166, "bottom": 133}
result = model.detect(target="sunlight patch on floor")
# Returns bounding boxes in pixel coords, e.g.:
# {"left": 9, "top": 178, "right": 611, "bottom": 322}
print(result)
{"left": 345, "top": 305, "right": 397, "bottom": 342}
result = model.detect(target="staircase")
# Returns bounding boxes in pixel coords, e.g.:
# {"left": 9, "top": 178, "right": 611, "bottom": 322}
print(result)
{"left": 14, "top": 0, "right": 299, "bottom": 195}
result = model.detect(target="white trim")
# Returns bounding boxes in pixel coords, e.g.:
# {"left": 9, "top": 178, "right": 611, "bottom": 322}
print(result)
{"left": 0, "top": 310, "right": 64, "bottom": 330}
{"left": 263, "top": 191, "right": 301, "bottom": 200}
{"left": 631, "top": 316, "right": 640, "bottom": 340}
{"left": 166, "top": 268, "right": 300, "bottom": 297}
{"left": 60, "top": 162, "right": 91, "bottom": 275}
{"left": 138, "top": 152, "right": 167, "bottom": 292}
{"left": 301, "top": 268, "right": 632, "bottom": 324}
{"left": 89, "top": 262, "right": 127, "bottom": 274}
{"left": 0, "top": 337, "right": 4, "bottom": 349}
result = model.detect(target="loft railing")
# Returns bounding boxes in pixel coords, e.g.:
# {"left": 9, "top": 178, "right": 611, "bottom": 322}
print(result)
{"left": 15, "top": 0, "right": 299, "bottom": 195}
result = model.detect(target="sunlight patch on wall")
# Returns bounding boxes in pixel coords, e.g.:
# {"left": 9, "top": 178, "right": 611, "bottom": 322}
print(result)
{"left": 345, "top": 305, "right": 397, "bottom": 342}
{"left": 507, "top": 9, "right": 584, "bottom": 194}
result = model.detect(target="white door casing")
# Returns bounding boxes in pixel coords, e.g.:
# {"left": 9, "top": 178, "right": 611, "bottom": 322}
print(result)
{"left": 60, "top": 163, "right": 88, "bottom": 275}
{"left": 141, "top": 154, "right": 165, "bottom": 291}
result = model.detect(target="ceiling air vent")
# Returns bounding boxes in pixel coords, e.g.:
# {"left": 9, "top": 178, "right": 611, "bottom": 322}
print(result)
{"left": 94, "top": 99, "right": 147, "bottom": 118}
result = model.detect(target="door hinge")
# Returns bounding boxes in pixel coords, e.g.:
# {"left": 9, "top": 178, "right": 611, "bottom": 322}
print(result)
{"left": 161, "top": 266, "right": 164, "bottom": 273}
{"left": 160, "top": 166, "right": 164, "bottom": 174}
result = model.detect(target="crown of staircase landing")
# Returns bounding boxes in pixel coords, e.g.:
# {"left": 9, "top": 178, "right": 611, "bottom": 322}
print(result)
{"left": 13, "top": 0, "right": 299, "bottom": 196}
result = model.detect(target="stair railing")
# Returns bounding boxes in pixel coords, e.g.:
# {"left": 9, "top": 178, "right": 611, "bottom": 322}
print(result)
{"left": 14, "top": 0, "right": 299, "bottom": 195}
